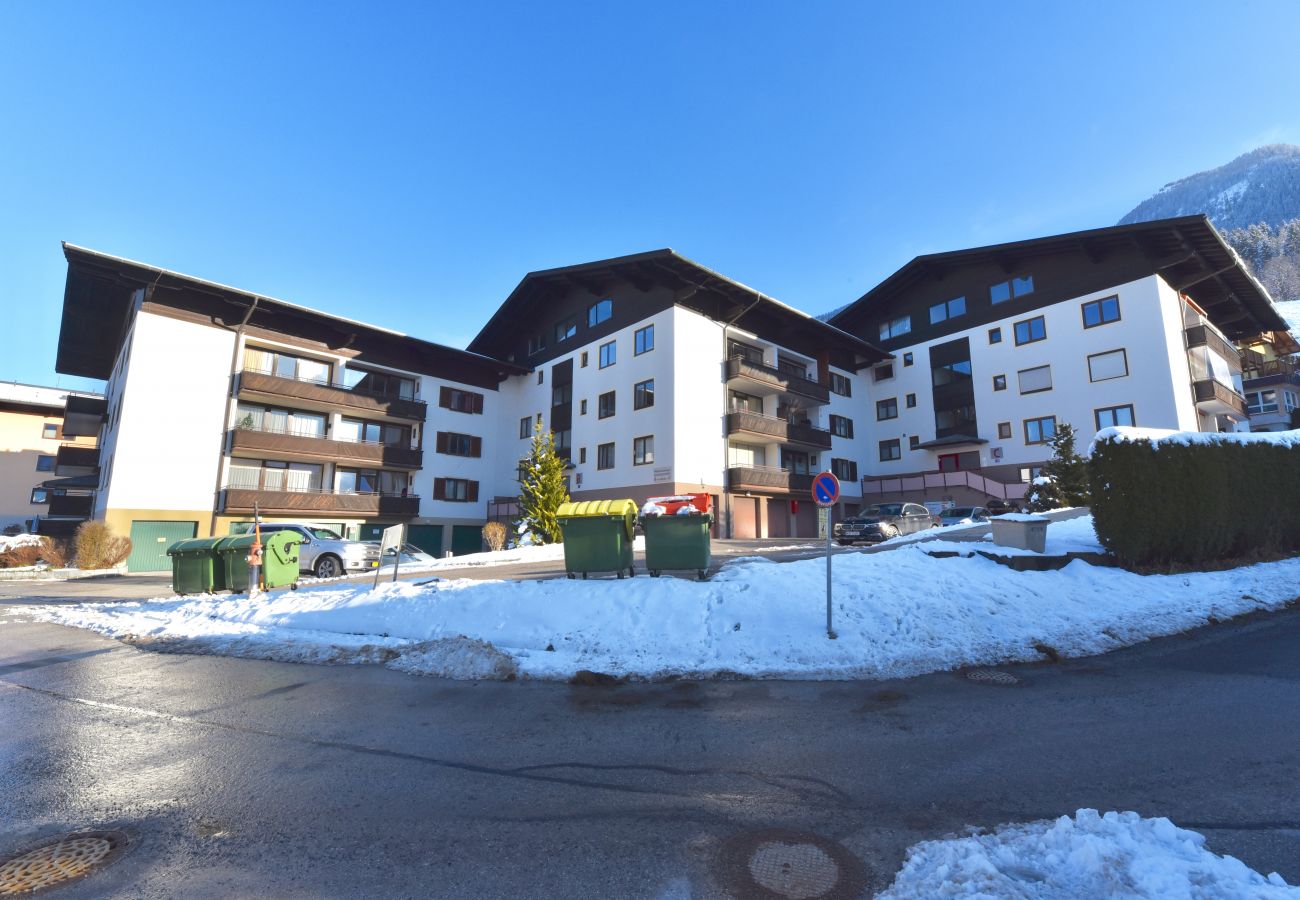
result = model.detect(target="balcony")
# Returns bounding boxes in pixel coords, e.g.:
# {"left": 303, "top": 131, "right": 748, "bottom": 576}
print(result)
{"left": 47, "top": 493, "right": 94, "bottom": 518}
{"left": 727, "top": 465, "right": 815, "bottom": 495}
{"left": 229, "top": 426, "right": 423, "bottom": 469}
{"left": 238, "top": 368, "right": 427, "bottom": 421}
{"left": 220, "top": 486, "right": 421, "bottom": 518}
{"left": 1185, "top": 324, "right": 1242, "bottom": 372}
{"left": 54, "top": 443, "right": 100, "bottom": 477}
{"left": 61, "top": 394, "right": 106, "bottom": 438}
{"left": 726, "top": 411, "right": 833, "bottom": 450}
{"left": 726, "top": 357, "right": 829, "bottom": 405}
{"left": 1193, "top": 379, "right": 1247, "bottom": 418}
{"left": 1241, "top": 355, "right": 1300, "bottom": 385}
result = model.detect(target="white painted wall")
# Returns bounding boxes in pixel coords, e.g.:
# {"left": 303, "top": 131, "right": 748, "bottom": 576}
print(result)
{"left": 671, "top": 306, "right": 726, "bottom": 490}
{"left": 415, "top": 374, "right": 502, "bottom": 519}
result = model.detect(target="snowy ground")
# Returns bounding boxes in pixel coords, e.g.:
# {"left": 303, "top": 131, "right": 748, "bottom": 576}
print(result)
{"left": 24, "top": 516, "right": 1300, "bottom": 681}
{"left": 922, "top": 513, "right": 1105, "bottom": 558}
{"left": 879, "top": 809, "right": 1295, "bottom": 898}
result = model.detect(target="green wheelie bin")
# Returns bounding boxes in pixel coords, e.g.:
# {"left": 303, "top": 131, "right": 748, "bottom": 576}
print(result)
{"left": 216, "top": 531, "right": 302, "bottom": 592}
{"left": 556, "top": 499, "right": 637, "bottom": 579}
{"left": 643, "top": 513, "right": 713, "bottom": 580}
{"left": 166, "top": 538, "right": 228, "bottom": 595}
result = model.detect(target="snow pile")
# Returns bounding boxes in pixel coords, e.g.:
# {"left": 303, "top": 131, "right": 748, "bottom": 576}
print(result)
{"left": 27, "top": 521, "right": 1300, "bottom": 681}
{"left": 879, "top": 809, "right": 1294, "bottom": 898}
{"left": 926, "top": 515, "right": 1104, "bottom": 558}
{"left": 990, "top": 512, "right": 1049, "bottom": 523}
{"left": 1092, "top": 425, "right": 1300, "bottom": 453}
{"left": 0, "top": 534, "right": 44, "bottom": 552}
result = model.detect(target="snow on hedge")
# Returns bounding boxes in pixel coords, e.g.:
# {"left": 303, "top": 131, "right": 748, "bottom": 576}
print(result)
{"left": 0, "top": 534, "right": 44, "bottom": 552}
{"left": 879, "top": 809, "right": 1294, "bottom": 898}
{"left": 26, "top": 516, "right": 1300, "bottom": 681}
{"left": 1092, "top": 425, "right": 1300, "bottom": 453}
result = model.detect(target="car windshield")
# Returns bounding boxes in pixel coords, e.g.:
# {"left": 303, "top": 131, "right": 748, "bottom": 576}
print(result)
{"left": 867, "top": 504, "right": 903, "bottom": 516}
{"left": 308, "top": 527, "right": 343, "bottom": 540}
{"left": 947, "top": 507, "right": 977, "bottom": 517}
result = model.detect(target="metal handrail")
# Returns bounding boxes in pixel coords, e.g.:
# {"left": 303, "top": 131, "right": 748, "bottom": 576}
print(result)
{"left": 222, "top": 481, "right": 417, "bottom": 498}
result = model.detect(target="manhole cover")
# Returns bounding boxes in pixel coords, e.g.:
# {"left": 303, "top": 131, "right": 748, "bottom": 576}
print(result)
{"left": 0, "top": 831, "right": 128, "bottom": 895}
{"left": 965, "top": 668, "right": 1020, "bottom": 685}
{"left": 717, "top": 829, "right": 866, "bottom": 899}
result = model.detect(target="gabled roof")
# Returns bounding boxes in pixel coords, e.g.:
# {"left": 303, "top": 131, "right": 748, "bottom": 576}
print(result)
{"left": 469, "top": 249, "right": 888, "bottom": 367}
{"left": 830, "top": 215, "right": 1288, "bottom": 341}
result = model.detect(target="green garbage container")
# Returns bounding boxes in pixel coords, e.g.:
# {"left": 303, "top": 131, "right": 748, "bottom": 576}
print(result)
{"left": 556, "top": 499, "right": 637, "bottom": 579}
{"left": 166, "top": 537, "right": 228, "bottom": 595}
{"left": 216, "top": 531, "right": 302, "bottom": 592}
{"left": 643, "top": 513, "right": 713, "bottom": 580}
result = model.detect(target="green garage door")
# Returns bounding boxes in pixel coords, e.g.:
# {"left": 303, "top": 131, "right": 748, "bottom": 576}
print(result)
{"left": 127, "top": 520, "right": 198, "bottom": 573}
{"left": 450, "top": 525, "right": 482, "bottom": 556}
{"left": 406, "top": 524, "right": 443, "bottom": 556}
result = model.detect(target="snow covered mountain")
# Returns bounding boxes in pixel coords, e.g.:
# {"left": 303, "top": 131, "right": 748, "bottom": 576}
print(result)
{"left": 1119, "top": 144, "right": 1300, "bottom": 231}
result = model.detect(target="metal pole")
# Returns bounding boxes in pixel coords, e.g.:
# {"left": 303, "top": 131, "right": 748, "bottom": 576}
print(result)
{"left": 826, "top": 512, "right": 836, "bottom": 639}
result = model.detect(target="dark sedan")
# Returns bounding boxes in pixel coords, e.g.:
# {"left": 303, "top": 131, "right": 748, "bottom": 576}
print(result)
{"left": 834, "top": 502, "right": 936, "bottom": 545}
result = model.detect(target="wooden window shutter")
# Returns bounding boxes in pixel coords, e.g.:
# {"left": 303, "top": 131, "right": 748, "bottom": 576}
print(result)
{"left": 467, "top": 480, "right": 479, "bottom": 502}
{"left": 470, "top": 436, "right": 482, "bottom": 457}
{"left": 439, "top": 386, "right": 451, "bottom": 409}
{"left": 434, "top": 478, "right": 446, "bottom": 500}
{"left": 435, "top": 432, "right": 448, "bottom": 453}
{"left": 472, "top": 392, "right": 484, "bottom": 414}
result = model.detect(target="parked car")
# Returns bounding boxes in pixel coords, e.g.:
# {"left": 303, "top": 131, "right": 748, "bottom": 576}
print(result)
{"left": 939, "top": 506, "right": 991, "bottom": 527}
{"left": 834, "top": 502, "right": 936, "bottom": 545}
{"left": 986, "top": 499, "right": 1025, "bottom": 515}
{"left": 252, "top": 524, "right": 381, "bottom": 578}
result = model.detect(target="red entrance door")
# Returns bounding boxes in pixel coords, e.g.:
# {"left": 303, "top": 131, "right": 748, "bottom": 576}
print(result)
{"left": 938, "top": 453, "right": 961, "bottom": 473}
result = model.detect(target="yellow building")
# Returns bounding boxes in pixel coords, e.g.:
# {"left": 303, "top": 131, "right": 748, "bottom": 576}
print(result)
{"left": 0, "top": 382, "right": 101, "bottom": 536}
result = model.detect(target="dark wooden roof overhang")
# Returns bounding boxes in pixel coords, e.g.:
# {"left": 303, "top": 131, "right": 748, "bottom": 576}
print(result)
{"left": 831, "top": 215, "right": 1288, "bottom": 342}
{"left": 468, "top": 249, "right": 889, "bottom": 371}
{"left": 56, "top": 245, "right": 526, "bottom": 387}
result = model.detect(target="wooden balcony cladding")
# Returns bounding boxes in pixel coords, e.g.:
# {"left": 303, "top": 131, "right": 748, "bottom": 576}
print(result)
{"left": 725, "top": 411, "right": 832, "bottom": 450}
{"left": 238, "top": 369, "right": 427, "bottom": 421}
{"left": 220, "top": 488, "right": 421, "bottom": 518}
{"left": 229, "top": 428, "right": 423, "bottom": 469}
{"left": 1185, "top": 325, "right": 1242, "bottom": 371}
{"left": 54, "top": 443, "right": 100, "bottom": 475}
{"left": 725, "top": 357, "right": 829, "bottom": 404}
{"left": 1192, "top": 379, "right": 1247, "bottom": 417}
{"left": 726, "top": 466, "right": 815, "bottom": 495}
{"left": 47, "top": 493, "right": 94, "bottom": 518}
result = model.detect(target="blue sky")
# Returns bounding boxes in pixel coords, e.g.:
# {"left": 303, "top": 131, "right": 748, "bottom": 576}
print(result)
{"left": 4, "top": 1, "right": 1299, "bottom": 392}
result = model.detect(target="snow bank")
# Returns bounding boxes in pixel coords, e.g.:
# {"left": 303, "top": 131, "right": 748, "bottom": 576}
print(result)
{"left": 1092, "top": 425, "right": 1300, "bottom": 453}
{"left": 0, "top": 534, "right": 44, "bottom": 552}
{"left": 26, "top": 516, "right": 1300, "bottom": 681}
{"left": 926, "top": 514, "right": 1105, "bottom": 558}
{"left": 879, "top": 809, "right": 1293, "bottom": 898}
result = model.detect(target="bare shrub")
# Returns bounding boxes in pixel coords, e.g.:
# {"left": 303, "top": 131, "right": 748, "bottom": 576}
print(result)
{"left": 74, "top": 521, "right": 133, "bottom": 569}
{"left": 482, "top": 521, "right": 507, "bottom": 552}
{"left": 0, "top": 543, "right": 44, "bottom": 568}
{"left": 42, "top": 539, "right": 70, "bottom": 568}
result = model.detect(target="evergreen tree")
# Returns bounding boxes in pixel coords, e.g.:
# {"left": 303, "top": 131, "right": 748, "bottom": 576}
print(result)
{"left": 1028, "top": 422, "right": 1090, "bottom": 512}
{"left": 517, "top": 423, "right": 570, "bottom": 544}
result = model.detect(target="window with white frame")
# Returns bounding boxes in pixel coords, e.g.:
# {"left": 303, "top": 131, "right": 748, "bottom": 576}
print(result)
{"left": 1017, "top": 365, "right": 1052, "bottom": 395}
{"left": 633, "top": 435, "right": 654, "bottom": 465}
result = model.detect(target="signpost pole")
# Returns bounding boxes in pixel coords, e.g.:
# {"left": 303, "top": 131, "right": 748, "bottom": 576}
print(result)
{"left": 826, "top": 511, "right": 834, "bottom": 639}
{"left": 811, "top": 471, "right": 840, "bottom": 640}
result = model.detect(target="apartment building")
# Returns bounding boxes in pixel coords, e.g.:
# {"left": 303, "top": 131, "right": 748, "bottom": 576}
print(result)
{"left": 828, "top": 216, "right": 1289, "bottom": 507}
{"left": 1239, "top": 328, "right": 1300, "bottom": 432}
{"left": 0, "top": 381, "right": 101, "bottom": 536}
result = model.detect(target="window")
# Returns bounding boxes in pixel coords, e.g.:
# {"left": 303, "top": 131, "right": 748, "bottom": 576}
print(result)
{"left": 633, "top": 435, "right": 654, "bottom": 465}
{"left": 1017, "top": 365, "right": 1052, "bottom": 395}
{"left": 551, "top": 383, "right": 572, "bottom": 407}
{"left": 929, "top": 296, "right": 966, "bottom": 324}
{"left": 537, "top": 370, "right": 544, "bottom": 385}
{"left": 998, "top": 421, "right": 1012, "bottom": 439}
{"left": 991, "top": 275, "right": 1034, "bottom": 304}
{"left": 239, "top": 404, "right": 327, "bottom": 438}
{"left": 337, "top": 468, "right": 406, "bottom": 495}
{"left": 993, "top": 374, "right": 1007, "bottom": 391}
{"left": 580, "top": 351, "right": 588, "bottom": 368}
{"left": 902, "top": 353, "right": 913, "bottom": 367}
{"left": 829, "top": 372, "right": 852, "bottom": 396}
{"left": 782, "top": 449, "right": 815, "bottom": 475}
{"left": 634, "top": 324, "right": 654, "bottom": 355}
{"left": 1087, "top": 348, "right": 1129, "bottom": 382}
{"left": 876, "top": 398, "right": 898, "bottom": 421}
{"left": 1023, "top": 415, "right": 1057, "bottom": 445}
{"left": 36, "top": 455, "right": 54, "bottom": 472}
{"left": 909, "top": 435, "right": 920, "bottom": 450}
{"left": 434, "top": 477, "right": 479, "bottom": 502}
{"left": 554, "top": 429, "right": 571, "bottom": 457}
{"left": 439, "top": 387, "right": 484, "bottom": 413}
{"left": 554, "top": 316, "right": 579, "bottom": 343}
{"left": 730, "top": 390, "right": 762, "bottom": 412}
{"left": 599, "top": 340, "right": 616, "bottom": 368}
{"left": 579, "top": 447, "right": 587, "bottom": 464}
{"left": 879, "top": 316, "right": 912, "bottom": 340}
{"left": 597, "top": 442, "right": 615, "bottom": 470}
{"left": 243, "top": 347, "right": 331, "bottom": 385}
{"left": 598, "top": 390, "right": 616, "bottom": 418}
{"left": 634, "top": 379, "right": 655, "bottom": 409}
{"left": 879, "top": 439, "right": 901, "bottom": 461}
{"left": 588, "top": 299, "right": 613, "bottom": 327}
{"left": 527, "top": 334, "right": 546, "bottom": 355}
{"left": 874, "top": 364, "right": 894, "bottom": 382}
{"left": 580, "top": 398, "right": 588, "bottom": 415}
{"left": 1082, "top": 295, "right": 1121, "bottom": 328}
{"left": 1095, "top": 405, "right": 1136, "bottom": 429}
{"left": 1013, "top": 316, "right": 1046, "bottom": 345}
{"left": 520, "top": 416, "right": 532, "bottom": 439}
{"left": 988, "top": 327, "right": 1002, "bottom": 344}
{"left": 905, "top": 393, "right": 916, "bottom": 409}
{"left": 336, "top": 417, "right": 406, "bottom": 446}
{"left": 831, "top": 458, "right": 858, "bottom": 481}
{"left": 436, "top": 432, "right": 482, "bottom": 457}
{"left": 1020, "top": 465, "right": 1044, "bottom": 482}
{"left": 1247, "top": 390, "right": 1279, "bottom": 414}
{"left": 829, "top": 414, "right": 854, "bottom": 438}
{"left": 30, "top": 488, "right": 49, "bottom": 504}
{"left": 343, "top": 366, "right": 417, "bottom": 400}
{"left": 42, "top": 423, "right": 59, "bottom": 439}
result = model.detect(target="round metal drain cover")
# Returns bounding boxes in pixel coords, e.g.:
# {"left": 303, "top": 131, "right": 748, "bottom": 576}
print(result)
{"left": 718, "top": 829, "right": 866, "bottom": 899}
{"left": 0, "top": 831, "right": 128, "bottom": 895}
{"left": 965, "top": 668, "right": 1020, "bottom": 685}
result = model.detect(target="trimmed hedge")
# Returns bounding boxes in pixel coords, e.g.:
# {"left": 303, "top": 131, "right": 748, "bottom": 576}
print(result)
{"left": 1089, "top": 430, "right": 1300, "bottom": 566}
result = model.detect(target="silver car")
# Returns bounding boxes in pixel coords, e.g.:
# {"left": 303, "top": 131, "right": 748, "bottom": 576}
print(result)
{"left": 254, "top": 524, "right": 381, "bottom": 578}
{"left": 834, "top": 502, "right": 936, "bottom": 544}
{"left": 939, "top": 506, "right": 990, "bottom": 527}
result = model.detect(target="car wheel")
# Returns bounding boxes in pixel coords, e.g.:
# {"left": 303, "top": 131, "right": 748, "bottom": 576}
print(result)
{"left": 885, "top": 526, "right": 899, "bottom": 540}
{"left": 314, "top": 555, "right": 342, "bottom": 579}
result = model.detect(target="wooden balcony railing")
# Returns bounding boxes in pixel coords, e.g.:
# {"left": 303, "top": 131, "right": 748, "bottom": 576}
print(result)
{"left": 229, "top": 427, "right": 423, "bottom": 469}
{"left": 238, "top": 368, "right": 427, "bottom": 421}
{"left": 725, "top": 357, "right": 829, "bottom": 404}
{"left": 47, "top": 493, "right": 95, "bottom": 518}
{"left": 726, "top": 465, "right": 815, "bottom": 494}
{"left": 1192, "top": 379, "right": 1247, "bottom": 417}
{"left": 725, "top": 411, "right": 833, "bottom": 449}
{"left": 220, "top": 487, "right": 421, "bottom": 518}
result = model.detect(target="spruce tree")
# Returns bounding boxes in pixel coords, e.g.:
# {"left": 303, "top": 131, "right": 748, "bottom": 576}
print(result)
{"left": 518, "top": 423, "right": 570, "bottom": 544}
{"left": 1029, "top": 422, "right": 1090, "bottom": 511}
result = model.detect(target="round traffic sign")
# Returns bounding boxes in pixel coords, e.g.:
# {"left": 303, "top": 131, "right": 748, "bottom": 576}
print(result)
{"left": 812, "top": 471, "right": 840, "bottom": 507}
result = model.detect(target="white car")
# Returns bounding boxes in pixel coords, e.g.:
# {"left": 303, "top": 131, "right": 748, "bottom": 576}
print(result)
{"left": 254, "top": 524, "right": 381, "bottom": 578}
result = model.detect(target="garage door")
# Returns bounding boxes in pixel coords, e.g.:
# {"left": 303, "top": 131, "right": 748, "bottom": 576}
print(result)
{"left": 407, "top": 524, "right": 444, "bottom": 556}
{"left": 450, "top": 525, "right": 482, "bottom": 556}
{"left": 766, "top": 499, "right": 790, "bottom": 538}
{"left": 731, "top": 498, "right": 758, "bottom": 539}
{"left": 126, "top": 520, "right": 198, "bottom": 573}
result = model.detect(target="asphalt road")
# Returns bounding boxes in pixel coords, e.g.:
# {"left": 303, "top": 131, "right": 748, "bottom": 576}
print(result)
{"left": 2, "top": 600, "right": 1298, "bottom": 898}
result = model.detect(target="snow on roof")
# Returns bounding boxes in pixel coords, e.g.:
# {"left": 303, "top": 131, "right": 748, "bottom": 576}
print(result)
{"left": 1091, "top": 425, "right": 1300, "bottom": 454}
